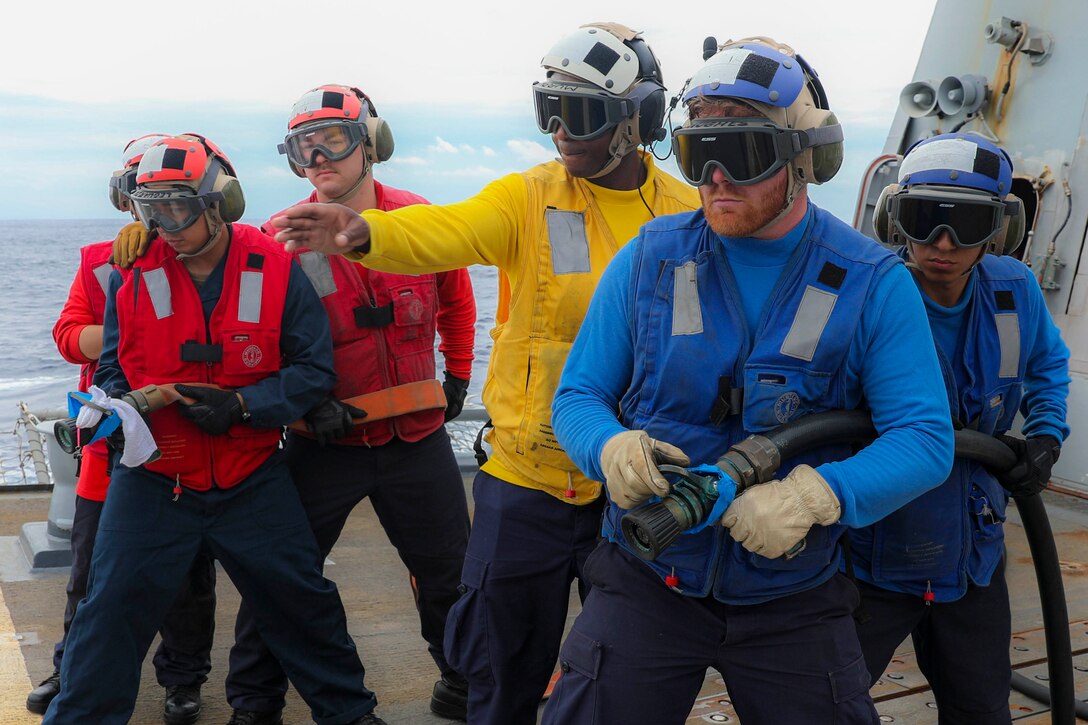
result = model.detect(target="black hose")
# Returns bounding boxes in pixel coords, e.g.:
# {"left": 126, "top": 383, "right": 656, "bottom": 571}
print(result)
{"left": 953, "top": 430, "right": 1077, "bottom": 724}
{"left": 759, "top": 409, "right": 876, "bottom": 459}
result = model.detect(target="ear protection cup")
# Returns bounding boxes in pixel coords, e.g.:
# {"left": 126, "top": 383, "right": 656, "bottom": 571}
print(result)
{"left": 625, "top": 36, "right": 667, "bottom": 144}
{"left": 364, "top": 116, "right": 395, "bottom": 164}
{"left": 210, "top": 168, "right": 246, "bottom": 223}
{"left": 872, "top": 183, "right": 900, "bottom": 244}
{"left": 788, "top": 101, "right": 843, "bottom": 184}
{"left": 996, "top": 192, "right": 1026, "bottom": 256}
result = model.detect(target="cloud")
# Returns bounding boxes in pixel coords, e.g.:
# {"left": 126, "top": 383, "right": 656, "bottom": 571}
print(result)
{"left": 507, "top": 139, "right": 554, "bottom": 164}
{"left": 430, "top": 137, "right": 459, "bottom": 154}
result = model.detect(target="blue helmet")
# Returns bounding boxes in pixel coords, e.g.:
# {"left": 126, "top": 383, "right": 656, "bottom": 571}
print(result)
{"left": 682, "top": 39, "right": 810, "bottom": 110}
{"left": 898, "top": 132, "right": 1013, "bottom": 197}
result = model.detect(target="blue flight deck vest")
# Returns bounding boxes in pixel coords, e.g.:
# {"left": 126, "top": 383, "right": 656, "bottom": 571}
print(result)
{"left": 851, "top": 255, "right": 1030, "bottom": 601}
{"left": 602, "top": 206, "right": 901, "bottom": 604}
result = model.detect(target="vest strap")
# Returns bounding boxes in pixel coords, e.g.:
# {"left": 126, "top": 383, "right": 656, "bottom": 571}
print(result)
{"left": 180, "top": 340, "right": 223, "bottom": 363}
{"left": 354, "top": 302, "right": 394, "bottom": 328}
{"left": 709, "top": 376, "right": 744, "bottom": 425}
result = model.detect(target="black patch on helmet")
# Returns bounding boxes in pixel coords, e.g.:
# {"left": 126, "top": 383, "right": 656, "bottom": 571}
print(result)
{"left": 583, "top": 42, "right": 621, "bottom": 77}
{"left": 247, "top": 253, "right": 265, "bottom": 270}
{"left": 995, "top": 290, "right": 1016, "bottom": 310}
{"left": 736, "top": 55, "right": 779, "bottom": 88}
{"left": 321, "top": 90, "right": 346, "bottom": 110}
{"left": 973, "top": 147, "right": 1001, "bottom": 179}
{"left": 161, "top": 147, "right": 188, "bottom": 171}
{"left": 817, "top": 262, "right": 847, "bottom": 290}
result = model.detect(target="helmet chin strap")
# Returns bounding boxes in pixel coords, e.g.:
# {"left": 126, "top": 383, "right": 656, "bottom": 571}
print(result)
{"left": 746, "top": 166, "right": 805, "bottom": 238}
{"left": 586, "top": 119, "right": 639, "bottom": 180}
{"left": 328, "top": 156, "right": 371, "bottom": 206}
{"left": 175, "top": 213, "right": 226, "bottom": 260}
{"left": 904, "top": 240, "right": 986, "bottom": 276}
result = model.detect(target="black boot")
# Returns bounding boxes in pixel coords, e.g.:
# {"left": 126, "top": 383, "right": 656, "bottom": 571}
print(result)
{"left": 225, "top": 709, "right": 283, "bottom": 725}
{"left": 430, "top": 675, "right": 468, "bottom": 720}
{"left": 26, "top": 669, "right": 61, "bottom": 714}
{"left": 163, "top": 683, "right": 203, "bottom": 725}
{"left": 352, "top": 713, "right": 389, "bottom": 725}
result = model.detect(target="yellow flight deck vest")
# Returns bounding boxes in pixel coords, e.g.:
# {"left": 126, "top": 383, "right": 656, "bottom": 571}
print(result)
{"left": 482, "top": 160, "right": 699, "bottom": 503}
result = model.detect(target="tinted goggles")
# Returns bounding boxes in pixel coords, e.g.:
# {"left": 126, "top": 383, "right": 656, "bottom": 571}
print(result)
{"left": 672, "top": 118, "right": 800, "bottom": 186}
{"left": 130, "top": 189, "right": 220, "bottom": 233}
{"left": 532, "top": 81, "right": 634, "bottom": 140}
{"left": 110, "top": 168, "right": 138, "bottom": 198}
{"left": 889, "top": 187, "right": 1007, "bottom": 248}
{"left": 278, "top": 120, "right": 366, "bottom": 168}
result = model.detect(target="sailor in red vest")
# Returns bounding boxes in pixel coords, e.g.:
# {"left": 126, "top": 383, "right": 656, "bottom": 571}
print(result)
{"left": 43, "top": 134, "right": 386, "bottom": 725}
{"left": 222, "top": 84, "right": 476, "bottom": 724}
{"left": 37, "top": 134, "right": 216, "bottom": 725}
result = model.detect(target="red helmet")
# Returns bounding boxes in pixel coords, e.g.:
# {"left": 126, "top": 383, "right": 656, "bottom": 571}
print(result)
{"left": 129, "top": 134, "right": 245, "bottom": 232}
{"left": 109, "top": 133, "right": 170, "bottom": 212}
{"left": 278, "top": 84, "right": 393, "bottom": 174}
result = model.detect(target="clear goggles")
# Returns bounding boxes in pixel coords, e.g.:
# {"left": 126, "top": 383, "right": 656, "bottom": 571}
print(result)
{"left": 889, "top": 186, "right": 1008, "bottom": 248}
{"left": 129, "top": 188, "right": 221, "bottom": 233}
{"left": 532, "top": 81, "right": 635, "bottom": 140}
{"left": 672, "top": 118, "right": 813, "bottom": 186}
{"left": 278, "top": 120, "right": 367, "bottom": 168}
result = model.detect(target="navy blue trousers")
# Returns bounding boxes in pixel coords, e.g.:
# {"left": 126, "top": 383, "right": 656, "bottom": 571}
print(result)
{"left": 541, "top": 542, "right": 878, "bottom": 725}
{"left": 443, "top": 470, "right": 605, "bottom": 725}
{"left": 43, "top": 455, "right": 376, "bottom": 725}
{"left": 227, "top": 427, "right": 469, "bottom": 712}
{"left": 854, "top": 559, "right": 1012, "bottom": 724}
{"left": 55, "top": 494, "right": 216, "bottom": 687}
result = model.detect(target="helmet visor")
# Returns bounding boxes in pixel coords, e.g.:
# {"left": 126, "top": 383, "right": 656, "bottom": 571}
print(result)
{"left": 891, "top": 187, "right": 1006, "bottom": 248}
{"left": 672, "top": 119, "right": 792, "bottom": 187}
{"left": 532, "top": 81, "right": 633, "bottom": 140}
{"left": 130, "top": 190, "right": 211, "bottom": 233}
{"left": 278, "top": 120, "right": 366, "bottom": 168}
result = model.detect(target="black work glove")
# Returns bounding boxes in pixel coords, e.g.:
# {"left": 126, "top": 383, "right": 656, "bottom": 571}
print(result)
{"left": 303, "top": 397, "right": 367, "bottom": 447}
{"left": 442, "top": 372, "right": 470, "bottom": 422}
{"left": 995, "top": 434, "right": 1061, "bottom": 498}
{"left": 175, "top": 384, "right": 244, "bottom": 436}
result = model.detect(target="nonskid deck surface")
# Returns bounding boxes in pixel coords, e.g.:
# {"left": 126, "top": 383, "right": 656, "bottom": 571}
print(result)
{"left": 2, "top": 483, "right": 1088, "bottom": 724}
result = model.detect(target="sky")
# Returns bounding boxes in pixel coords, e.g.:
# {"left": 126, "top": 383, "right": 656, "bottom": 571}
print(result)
{"left": 0, "top": 0, "right": 939, "bottom": 223}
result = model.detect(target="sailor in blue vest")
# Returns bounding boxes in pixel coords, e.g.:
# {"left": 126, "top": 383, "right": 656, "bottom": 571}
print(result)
{"left": 850, "top": 133, "right": 1070, "bottom": 723}
{"left": 544, "top": 37, "right": 954, "bottom": 725}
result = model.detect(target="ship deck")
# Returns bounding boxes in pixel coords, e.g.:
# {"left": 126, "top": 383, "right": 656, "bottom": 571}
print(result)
{"left": 2, "top": 479, "right": 1088, "bottom": 724}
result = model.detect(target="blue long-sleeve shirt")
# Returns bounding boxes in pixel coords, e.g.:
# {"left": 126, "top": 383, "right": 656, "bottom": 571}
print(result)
{"left": 95, "top": 229, "right": 335, "bottom": 427}
{"left": 553, "top": 208, "right": 954, "bottom": 529}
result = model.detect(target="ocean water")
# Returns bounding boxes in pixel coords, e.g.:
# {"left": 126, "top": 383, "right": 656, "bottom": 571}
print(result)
{"left": 0, "top": 219, "right": 498, "bottom": 484}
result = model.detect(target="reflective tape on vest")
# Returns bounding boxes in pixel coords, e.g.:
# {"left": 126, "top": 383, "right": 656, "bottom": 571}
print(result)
{"left": 298, "top": 250, "right": 338, "bottom": 298}
{"left": 92, "top": 262, "right": 112, "bottom": 296}
{"left": 995, "top": 312, "right": 1021, "bottom": 378}
{"left": 780, "top": 285, "right": 838, "bottom": 361}
{"left": 238, "top": 271, "right": 264, "bottom": 324}
{"left": 672, "top": 260, "right": 703, "bottom": 336}
{"left": 144, "top": 267, "right": 173, "bottom": 319}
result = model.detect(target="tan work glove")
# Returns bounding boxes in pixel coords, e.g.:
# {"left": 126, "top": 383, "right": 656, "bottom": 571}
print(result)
{"left": 600, "top": 430, "right": 690, "bottom": 509}
{"left": 720, "top": 464, "right": 841, "bottom": 559}
{"left": 111, "top": 221, "right": 154, "bottom": 268}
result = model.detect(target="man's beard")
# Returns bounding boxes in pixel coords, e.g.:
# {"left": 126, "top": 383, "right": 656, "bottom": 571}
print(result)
{"left": 702, "top": 171, "right": 789, "bottom": 238}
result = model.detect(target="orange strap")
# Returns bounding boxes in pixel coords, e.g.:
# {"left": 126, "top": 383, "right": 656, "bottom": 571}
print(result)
{"left": 158, "top": 379, "right": 447, "bottom": 430}
{"left": 287, "top": 379, "right": 447, "bottom": 431}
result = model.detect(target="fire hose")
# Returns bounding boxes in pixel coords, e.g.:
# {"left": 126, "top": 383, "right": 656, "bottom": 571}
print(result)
{"left": 620, "top": 410, "right": 1080, "bottom": 723}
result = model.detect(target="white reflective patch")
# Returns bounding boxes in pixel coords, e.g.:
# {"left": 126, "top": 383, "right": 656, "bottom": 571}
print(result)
{"left": 672, "top": 261, "right": 703, "bottom": 336}
{"left": 898, "top": 137, "right": 979, "bottom": 180}
{"left": 140, "top": 143, "right": 170, "bottom": 175}
{"left": 238, "top": 271, "right": 263, "bottom": 324}
{"left": 298, "top": 251, "right": 337, "bottom": 297}
{"left": 995, "top": 312, "right": 1021, "bottom": 378}
{"left": 143, "top": 268, "right": 173, "bottom": 320}
{"left": 546, "top": 210, "right": 591, "bottom": 275}
{"left": 694, "top": 48, "right": 753, "bottom": 87}
{"left": 781, "top": 286, "right": 837, "bottom": 361}
{"left": 92, "top": 263, "right": 111, "bottom": 295}
{"left": 291, "top": 89, "right": 328, "bottom": 117}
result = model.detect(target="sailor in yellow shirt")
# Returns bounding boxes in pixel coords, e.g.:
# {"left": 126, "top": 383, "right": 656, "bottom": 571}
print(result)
{"left": 271, "top": 22, "right": 699, "bottom": 725}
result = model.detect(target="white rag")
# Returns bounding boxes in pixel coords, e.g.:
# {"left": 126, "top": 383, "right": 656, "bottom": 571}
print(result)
{"left": 77, "top": 385, "right": 160, "bottom": 467}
